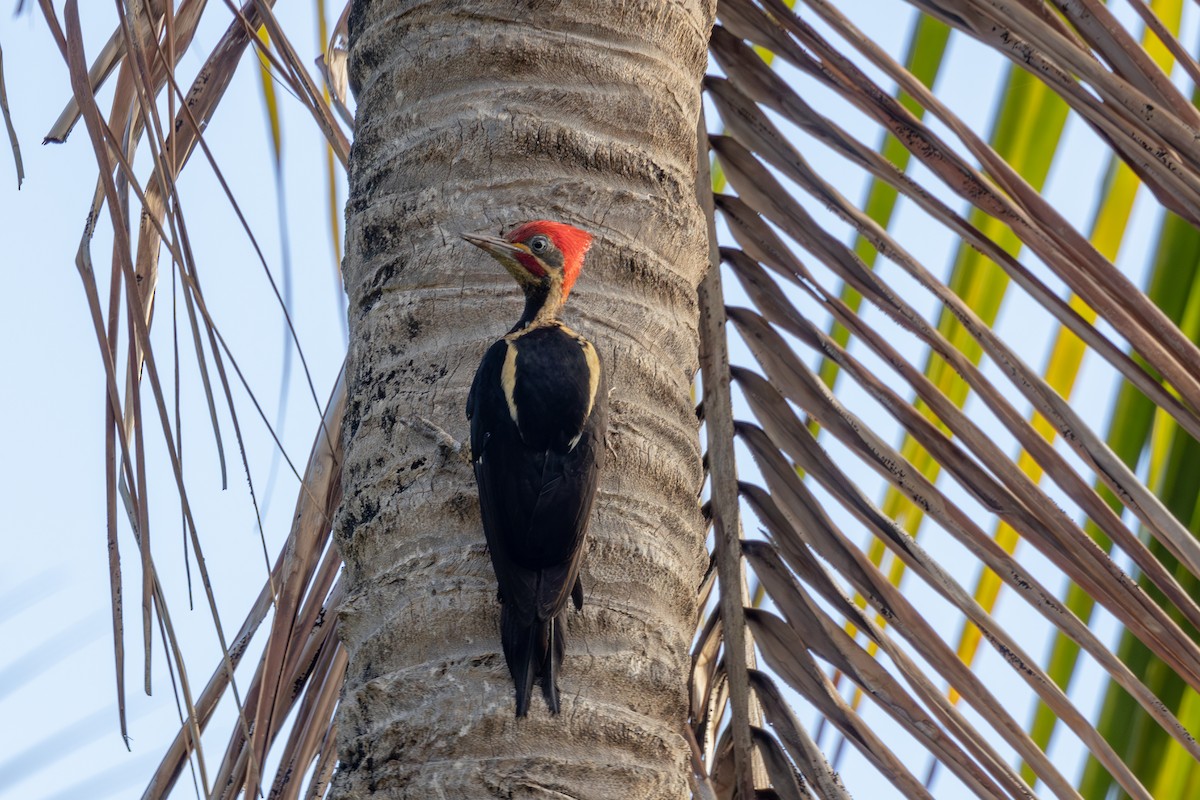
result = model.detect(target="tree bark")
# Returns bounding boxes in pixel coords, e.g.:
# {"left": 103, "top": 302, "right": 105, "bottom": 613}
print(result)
{"left": 333, "top": 2, "right": 715, "bottom": 798}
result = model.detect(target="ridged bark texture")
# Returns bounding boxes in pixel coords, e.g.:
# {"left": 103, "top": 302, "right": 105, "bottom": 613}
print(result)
{"left": 333, "top": 2, "right": 715, "bottom": 798}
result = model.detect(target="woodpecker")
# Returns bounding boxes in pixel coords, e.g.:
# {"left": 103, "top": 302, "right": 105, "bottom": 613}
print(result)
{"left": 463, "top": 220, "right": 607, "bottom": 717}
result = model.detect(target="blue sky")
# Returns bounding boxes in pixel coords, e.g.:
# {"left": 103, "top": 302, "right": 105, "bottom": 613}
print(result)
{"left": 1, "top": 4, "right": 347, "bottom": 797}
{"left": 0, "top": 2, "right": 1193, "bottom": 798}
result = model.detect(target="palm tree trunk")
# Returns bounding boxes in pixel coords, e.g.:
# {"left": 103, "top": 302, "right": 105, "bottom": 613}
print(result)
{"left": 332, "top": 2, "right": 715, "bottom": 797}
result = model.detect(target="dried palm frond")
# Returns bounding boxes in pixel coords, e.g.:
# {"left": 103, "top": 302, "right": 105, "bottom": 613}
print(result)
{"left": 695, "top": 1, "right": 1200, "bottom": 798}
{"left": 36, "top": 0, "right": 1200, "bottom": 797}
{"left": 32, "top": 1, "right": 352, "bottom": 796}
{"left": 0, "top": 41, "right": 24, "bottom": 187}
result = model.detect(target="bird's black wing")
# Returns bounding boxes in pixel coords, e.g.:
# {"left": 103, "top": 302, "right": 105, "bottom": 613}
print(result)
{"left": 468, "top": 339, "right": 538, "bottom": 617}
{"left": 519, "top": 382, "right": 605, "bottom": 619}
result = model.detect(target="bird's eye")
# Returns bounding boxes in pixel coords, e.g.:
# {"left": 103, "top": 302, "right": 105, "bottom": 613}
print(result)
{"left": 529, "top": 235, "right": 550, "bottom": 254}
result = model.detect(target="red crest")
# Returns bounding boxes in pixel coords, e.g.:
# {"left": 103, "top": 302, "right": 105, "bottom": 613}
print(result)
{"left": 506, "top": 220, "right": 594, "bottom": 299}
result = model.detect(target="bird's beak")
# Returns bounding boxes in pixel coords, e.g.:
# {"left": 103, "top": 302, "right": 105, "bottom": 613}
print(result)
{"left": 461, "top": 232, "right": 529, "bottom": 261}
{"left": 462, "top": 231, "right": 540, "bottom": 285}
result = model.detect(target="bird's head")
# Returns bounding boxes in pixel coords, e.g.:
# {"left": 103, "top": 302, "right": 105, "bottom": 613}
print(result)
{"left": 462, "top": 220, "right": 593, "bottom": 305}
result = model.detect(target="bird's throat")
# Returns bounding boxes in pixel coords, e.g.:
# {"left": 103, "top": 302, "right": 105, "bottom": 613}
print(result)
{"left": 516, "top": 281, "right": 565, "bottom": 330}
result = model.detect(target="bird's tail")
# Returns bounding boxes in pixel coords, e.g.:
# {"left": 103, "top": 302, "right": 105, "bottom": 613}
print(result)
{"left": 539, "top": 613, "right": 566, "bottom": 714}
{"left": 501, "top": 605, "right": 566, "bottom": 716}
{"left": 501, "top": 604, "right": 538, "bottom": 717}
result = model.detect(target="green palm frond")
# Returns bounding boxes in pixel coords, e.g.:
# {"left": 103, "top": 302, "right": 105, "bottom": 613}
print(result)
{"left": 701, "top": 0, "right": 1200, "bottom": 797}
{"left": 19, "top": 0, "right": 1200, "bottom": 798}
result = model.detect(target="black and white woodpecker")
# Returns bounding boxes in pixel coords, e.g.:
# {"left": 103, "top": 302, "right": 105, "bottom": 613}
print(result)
{"left": 462, "top": 220, "right": 608, "bottom": 717}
